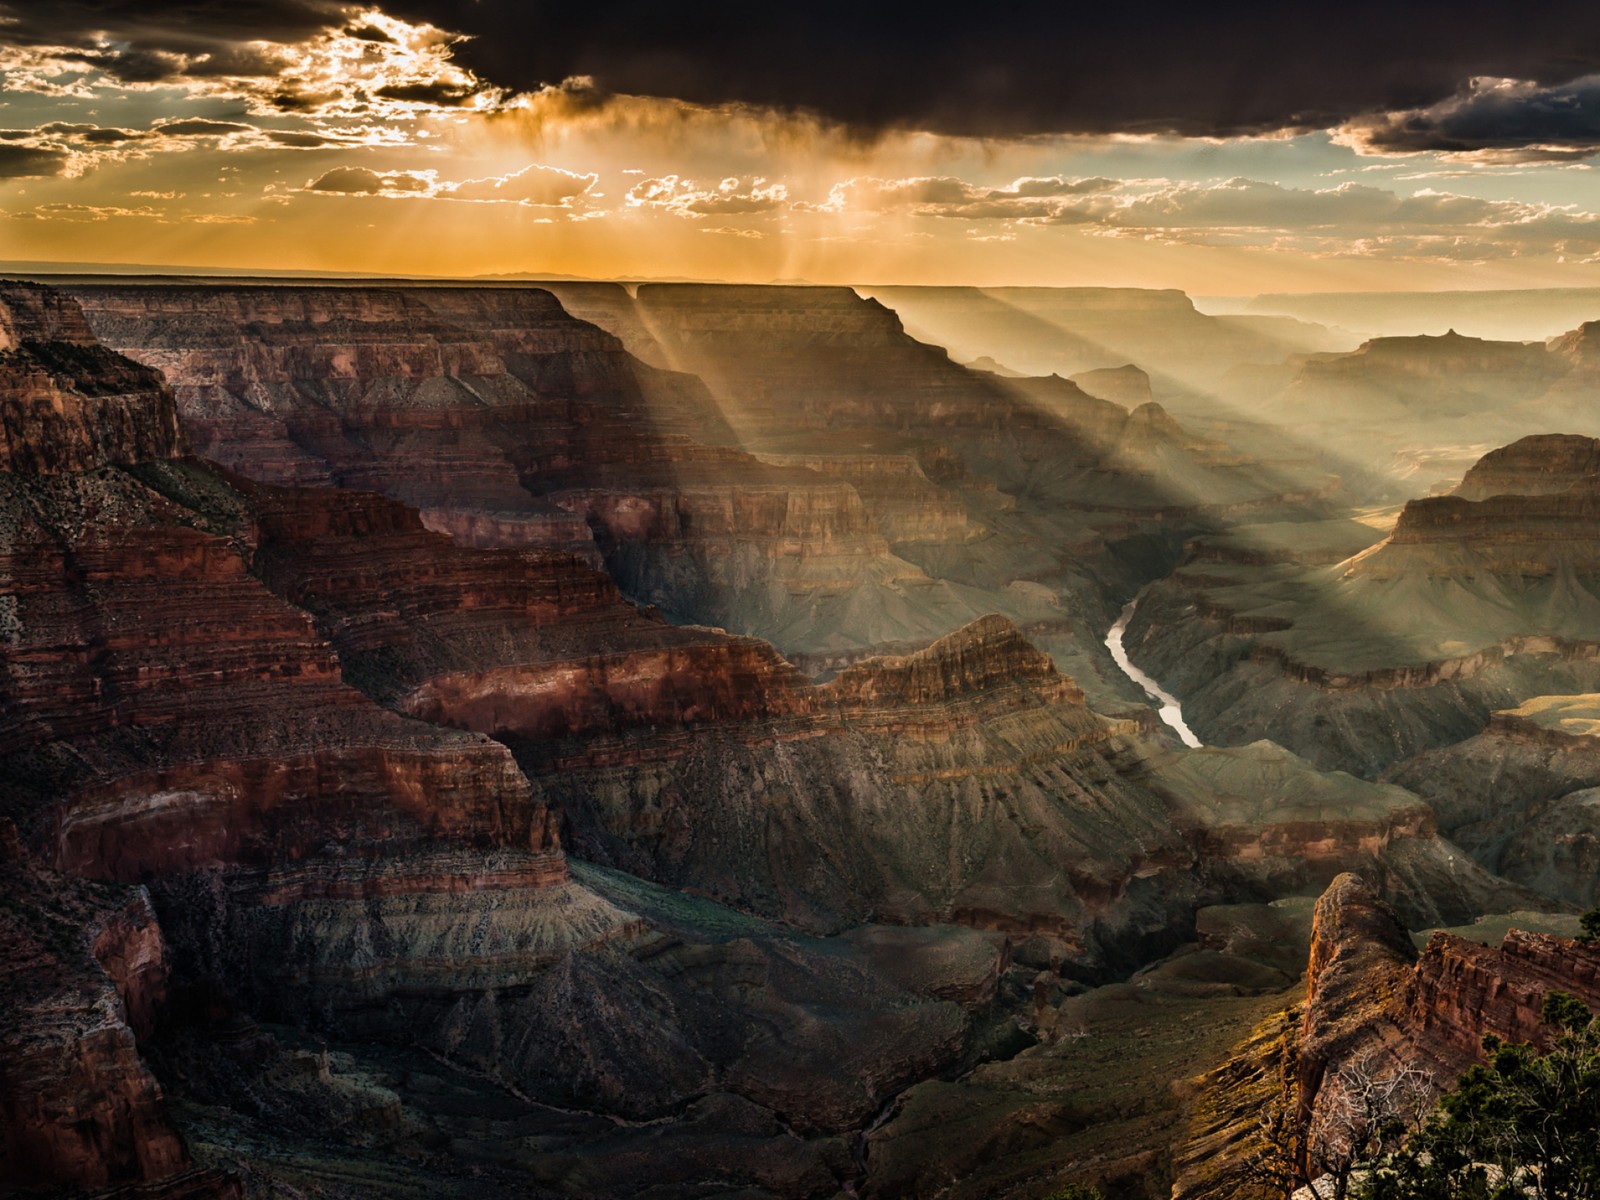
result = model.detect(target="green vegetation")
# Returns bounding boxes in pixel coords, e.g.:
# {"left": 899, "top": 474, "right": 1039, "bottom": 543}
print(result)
{"left": 1356, "top": 992, "right": 1600, "bottom": 1200}
{"left": 1580, "top": 908, "right": 1600, "bottom": 945}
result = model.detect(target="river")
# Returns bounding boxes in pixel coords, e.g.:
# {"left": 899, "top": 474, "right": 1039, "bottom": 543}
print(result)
{"left": 1104, "top": 595, "right": 1203, "bottom": 748}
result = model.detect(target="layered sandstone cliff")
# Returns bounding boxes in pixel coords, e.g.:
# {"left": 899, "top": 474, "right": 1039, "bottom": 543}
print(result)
{"left": 1175, "top": 873, "right": 1600, "bottom": 1200}
{"left": 0, "top": 827, "right": 239, "bottom": 1198}
{"left": 67, "top": 282, "right": 1017, "bottom": 659}
{"left": 0, "top": 283, "right": 1028, "bottom": 1195}
{"left": 1, "top": 280, "right": 185, "bottom": 474}
{"left": 1451, "top": 433, "right": 1600, "bottom": 501}
{"left": 1390, "top": 693, "right": 1600, "bottom": 906}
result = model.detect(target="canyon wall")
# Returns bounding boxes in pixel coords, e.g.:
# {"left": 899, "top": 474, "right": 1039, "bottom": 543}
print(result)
{"left": 1175, "top": 873, "right": 1600, "bottom": 1200}
{"left": 1124, "top": 435, "right": 1600, "bottom": 776}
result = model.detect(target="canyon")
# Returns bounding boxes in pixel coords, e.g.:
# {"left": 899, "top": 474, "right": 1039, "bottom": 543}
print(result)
{"left": 4, "top": 275, "right": 1599, "bottom": 1200}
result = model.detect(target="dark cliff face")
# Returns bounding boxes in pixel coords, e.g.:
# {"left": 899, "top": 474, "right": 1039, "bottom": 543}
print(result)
{"left": 1298, "top": 873, "right": 1600, "bottom": 1125}
{"left": 1175, "top": 873, "right": 1600, "bottom": 1200}
{"left": 0, "top": 826, "right": 239, "bottom": 1198}
{"left": 0, "top": 281, "right": 186, "bottom": 474}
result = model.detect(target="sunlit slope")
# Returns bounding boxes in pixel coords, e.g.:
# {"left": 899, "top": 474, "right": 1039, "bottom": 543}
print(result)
{"left": 1123, "top": 436, "right": 1600, "bottom": 774}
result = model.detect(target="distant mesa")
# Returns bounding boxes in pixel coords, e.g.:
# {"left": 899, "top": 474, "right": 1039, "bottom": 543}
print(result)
{"left": 1451, "top": 432, "right": 1600, "bottom": 501}
{"left": 1070, "top": 362, "right": 1153, "bottom": 407}
{"left": 964, "top": 354, "right": 1026, "bottom": 376}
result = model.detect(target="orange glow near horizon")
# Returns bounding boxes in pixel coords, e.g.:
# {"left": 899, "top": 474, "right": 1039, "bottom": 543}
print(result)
{"left": 5, "top": 8, "right": 1600, "bottom": 294}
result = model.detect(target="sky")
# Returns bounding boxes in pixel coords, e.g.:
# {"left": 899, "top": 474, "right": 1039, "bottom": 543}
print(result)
{"left": 5, "top": 2, "right": 1600, "bottom": 292}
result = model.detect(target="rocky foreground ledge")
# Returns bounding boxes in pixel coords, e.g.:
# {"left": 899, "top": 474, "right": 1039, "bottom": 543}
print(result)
{"left": 1173, "top": 873, "right": 1600, "bottom": 1200}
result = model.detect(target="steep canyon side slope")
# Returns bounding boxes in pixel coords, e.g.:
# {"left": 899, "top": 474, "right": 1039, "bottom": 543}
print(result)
{"left": 1124, "top": 434, "right": 1600, "bottom": 777}
{"left": 1173, "top": 874, "right": 1600, "bottom": 1200}
{"left": 3, "top": 278, "right": 1576, "bottom": 1199}
{"left": 0, "top": 281, "right": 1011, "bottom": 1197}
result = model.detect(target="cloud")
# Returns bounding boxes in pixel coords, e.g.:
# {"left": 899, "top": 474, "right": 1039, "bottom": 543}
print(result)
{"left": 36, "top": 122, "right": 142, "bottom": 144}
{"left": 438, "top": 163, "right": 596, "bottom": 205}
{"left": 625, "top": 175, "right": 787, "bottom": 218}
{"left": 11, "top": 2, "right": 1600, "bottom": 141}
{"left": 1083, "top": 178, "right": 1600, "bottom": 261}
{"left": 304, "top": 161, "right": 595, "bottom": 207}
{"left": 0, "top": 144, "right": 71, "bottom": 177}
{"left": 1339, "top": 75, "right": 1600, "bottom": 161}
{"left": 823, "top": 175, "right": 1118, "bottom": 220}
{"left": 373, "top": 0, "right": 1600, "bottom": 139}
{"left": 12, "top": 201, "right": 161, "bottom": 221}
{"left": 0, "top": 4, "right": 506, "bottom": 123}
{"left": 305, "top": 166, "right": 432, "bottom": 194}
{"left": 154, "top": 118, "right": 258, "bottom": 137}
{"left": 814, "top": 170, "right": 1600, "bottom": 263}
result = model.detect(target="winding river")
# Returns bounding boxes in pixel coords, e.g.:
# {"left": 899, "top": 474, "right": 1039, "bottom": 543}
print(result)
{"left": 1104, "top": 595, "right": 1203, "bottom": 748}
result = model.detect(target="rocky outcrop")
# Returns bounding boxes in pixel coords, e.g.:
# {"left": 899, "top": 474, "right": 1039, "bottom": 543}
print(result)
{"left": 0, "top": 831, "right": 239, "bottom": 1198}
{"left": 825, "top": 614, "right": 1077, "bottom": 710}
{"left": 1549, "top": 318, "right": 1600, "bottom": 366}
{"left": 1176, "top": 873, "right": 1600, "bottom": 1200}
{"left": 1362, "top": 475, "right": 1600, "bottom": 577}
{"left": 1451, "top": 433, "right": 1600, "bottom": 501}
{"left": 1071, "top": 363, "right": 1154, "bottom": 407}
{"left": 0, "top": 281, "right": 186, "bottom": 474}
{"left": 1299, "top": 875, "right": 1600, "bottom": 1118}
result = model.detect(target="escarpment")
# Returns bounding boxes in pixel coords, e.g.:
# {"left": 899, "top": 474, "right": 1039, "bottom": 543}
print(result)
{"left": 0, "top": 828, "right": 239, "bottom": 1198}
{"left": 65, "top": 281, "right": 1016, "bottom": 658}
{"left": 240, "top": 477, "right": 819, "bottom": 740}
{"left": 1298, "top": 876, "right": 1600, "bottom": 1144}
{"left": 1175, "top": 873, "right": 1600, "bottom": 1200}
{"left": 1, "top": 280, "right": 185, "bottom": 474}
{"left": 1451, "top": 433, "right": 1600, "bottom": 501}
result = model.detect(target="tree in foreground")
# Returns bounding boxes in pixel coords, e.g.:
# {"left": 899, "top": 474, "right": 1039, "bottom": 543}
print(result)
{"left": 1357, "top": 991, "right": 1600, "bottom": 1200}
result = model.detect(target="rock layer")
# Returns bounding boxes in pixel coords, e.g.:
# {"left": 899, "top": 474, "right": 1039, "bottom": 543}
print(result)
{"left": 1174, "top": 873, "right": 1600, "bottom": 1200}
{"left": 0, "top": 828, "right": 239, "bottom": 1198}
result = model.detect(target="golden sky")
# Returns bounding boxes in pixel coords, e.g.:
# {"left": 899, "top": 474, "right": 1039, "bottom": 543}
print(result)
{"left": 5, "top": 5, "right": 1600, "bottom": 292}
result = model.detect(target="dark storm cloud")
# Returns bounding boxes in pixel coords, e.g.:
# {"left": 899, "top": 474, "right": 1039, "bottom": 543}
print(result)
{"left": 10, "top": 1, "right": 1600, "bottom": 150}
{"left": 0, "top": 145, "right": 71, "bottom": 177}
{"left": 0, "top": 1, "right": 346, "bottom": 75}
{"left": 153, "top": 119, "right": 256, "bottom": 136}
{"left": 1343, "top": 75, "right": 1600, "bottom": 159}
{"left": 373, "top": 81, "right": 479, "bottom": 105}
{"left": 37, "top": 122, "right": 142, "bottom": 144}
{"left": 379, "top": 0, "right": 1600, "bottom": 140}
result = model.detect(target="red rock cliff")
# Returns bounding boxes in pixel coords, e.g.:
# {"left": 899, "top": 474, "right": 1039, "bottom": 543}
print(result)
{"left": 0, "top": 832, "right": 239, "bottom": 1198}
{"left": 0, "top": 281, "right": 186, "bottom": 473}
